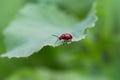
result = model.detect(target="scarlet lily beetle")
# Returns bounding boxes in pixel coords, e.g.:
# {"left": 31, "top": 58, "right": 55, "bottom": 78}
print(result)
{"left": 52, "top": 33, "right": 72, "bottom": 44}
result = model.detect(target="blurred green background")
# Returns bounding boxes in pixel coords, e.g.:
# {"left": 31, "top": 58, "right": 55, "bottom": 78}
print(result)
{"left": 0, "top": 0, "right": 120, "bottom": 80}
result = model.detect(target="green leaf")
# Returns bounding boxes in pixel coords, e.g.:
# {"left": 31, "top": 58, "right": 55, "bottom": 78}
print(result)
{"left": 6, "top": 68, "right": 109, "bottom": 80}
{"left": 0, "top": 0, "right": 26, "bottom": 54}
{"left": 1, "top": 1, "right": 97, "bottom": 58}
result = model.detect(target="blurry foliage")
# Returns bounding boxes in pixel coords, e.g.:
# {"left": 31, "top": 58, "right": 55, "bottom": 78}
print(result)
{"left": 0, "top": 0, "right": 119, "bottom": 80}
{"left": 0, "top": 0, "right": 26, "bottom": 53}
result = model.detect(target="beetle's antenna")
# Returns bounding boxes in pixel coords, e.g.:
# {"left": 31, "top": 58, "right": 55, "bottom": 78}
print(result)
{"left": 52, "top": 35, "right": 59, "bottom": 38}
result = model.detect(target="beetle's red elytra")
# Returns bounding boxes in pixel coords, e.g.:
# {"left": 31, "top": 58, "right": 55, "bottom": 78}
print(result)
{"left": 52, "top": 33, "right": 72, "bottom": 44}
{"left": 59, "top": 33, "right": 72, "bottom": 40}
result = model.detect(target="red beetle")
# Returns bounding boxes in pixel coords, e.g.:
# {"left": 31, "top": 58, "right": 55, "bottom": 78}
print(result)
{"left": 53, "top": 33, "right": 72, "bottom": 44}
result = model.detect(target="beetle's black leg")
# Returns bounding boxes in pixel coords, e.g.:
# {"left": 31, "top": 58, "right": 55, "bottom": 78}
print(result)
{"left": 54, "top": 39, "right": 59, "bottom": 44}
{"left": 63, "top": 40, "right": 68, "bottom": 45}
